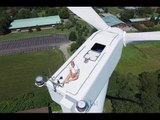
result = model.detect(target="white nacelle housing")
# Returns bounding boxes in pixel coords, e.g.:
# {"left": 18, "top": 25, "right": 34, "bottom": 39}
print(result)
{"left": 46, "top": 29, "right": 124, "bottom": 113}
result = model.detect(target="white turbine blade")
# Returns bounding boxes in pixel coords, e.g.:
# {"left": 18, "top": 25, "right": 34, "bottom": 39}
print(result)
{"left": 125, "top": 31, "right": 160, "bottom": 44}
{"left": 68, "top": 7, "right": 110, "bottom": 30}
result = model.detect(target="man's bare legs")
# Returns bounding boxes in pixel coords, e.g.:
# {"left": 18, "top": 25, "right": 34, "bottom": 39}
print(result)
{"left": 63, "top": 70, "right": 72, "bottom": 83}
{"left": 63, "top": 70, "right": 78, "bottom": 84}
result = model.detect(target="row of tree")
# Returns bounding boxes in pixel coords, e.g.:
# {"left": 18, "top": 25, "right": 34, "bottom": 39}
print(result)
{"left": 107, "top": 69, "right": 160, "bottom": 112}
{"left": 2, "top": 7, "right": 70, "bottom": 19}
{"left": 0, "top": 10, "right": 12, "bottom": 35}
{"left": 0, "top": 89, "right": 56, "bottom": 113}
{"left": 120, "top": 7, "right": 160, "bottom": 22}
{"left": 69, "top": 22, "right": 94, "bottom": 52}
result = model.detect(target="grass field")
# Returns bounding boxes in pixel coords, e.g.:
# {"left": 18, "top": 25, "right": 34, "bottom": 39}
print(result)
{"left": 106, "top": 42, "right": 160, "bottom": 113}
{"left": 0, "top": 28, "right": 69, "bottom": 42}
{"left": 115, "top": 42, "right": 160, "bottom": 75}
{"left": 0, "top": 49, "right": 65, "bottom": 101}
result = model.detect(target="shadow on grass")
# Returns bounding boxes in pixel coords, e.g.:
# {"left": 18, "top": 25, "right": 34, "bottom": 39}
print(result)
{"left": 106, "top": 95, "right": 141, "bottom": 105}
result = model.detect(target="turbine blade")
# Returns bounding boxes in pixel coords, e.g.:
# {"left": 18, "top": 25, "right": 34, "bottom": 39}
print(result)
{"left": 68, "top": 7, "right": 110, "bottom": 30}
{"left": 125, "top": 32, "right": 160, "bottom": 44}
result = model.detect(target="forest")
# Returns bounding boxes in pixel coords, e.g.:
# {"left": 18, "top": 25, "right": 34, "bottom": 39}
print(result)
{"left": 106, "top": 69, "right": 160, "bottom": 112}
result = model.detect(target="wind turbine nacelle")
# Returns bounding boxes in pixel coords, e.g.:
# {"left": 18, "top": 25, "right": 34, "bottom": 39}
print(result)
{"left": 45, "top": 29, "right": 124, "bottom": 112}
{"left": 45, "top": 6, "right": 159, "bottom": 113}
{"left": 42, "top": 7, "right": 160, "bottom": 113}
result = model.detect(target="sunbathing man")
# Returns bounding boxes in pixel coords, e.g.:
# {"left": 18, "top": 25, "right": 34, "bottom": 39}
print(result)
{"left": 63, "top": 60, "right": 80, "bottom": 84}
{"left": 58, "top": 60, "right": 79, "bottom": 86}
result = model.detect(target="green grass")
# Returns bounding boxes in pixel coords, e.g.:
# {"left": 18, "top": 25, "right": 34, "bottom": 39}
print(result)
{"left": 103, "top": 99, "right": 113, "bottom": 113}
{"left": 115, "top": 42, "right": 160, "bottom": 75}
{"left": 50, "top": 102, "right": 61, "bottom": 112}
{"left": 0, "top": 28, "right": 69, "bottom": 42}
{"left": 0, "top": 49, "right": 65, "bottom": 101}
{"left": 67, "top": 47, "right": 73, "bottom": 56}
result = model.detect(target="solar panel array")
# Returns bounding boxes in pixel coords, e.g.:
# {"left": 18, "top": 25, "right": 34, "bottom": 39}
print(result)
{"left": 0, "top": 34, "right": 69, "bottom": 56}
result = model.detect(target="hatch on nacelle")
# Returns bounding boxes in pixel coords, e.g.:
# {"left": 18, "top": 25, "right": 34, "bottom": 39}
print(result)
{"left": 84, "top": 43, "right": 105, "bottom": 62}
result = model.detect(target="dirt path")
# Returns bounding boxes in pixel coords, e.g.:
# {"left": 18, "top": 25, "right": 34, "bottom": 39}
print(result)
{"left": 59, "top": 41, "right": 72, "bottom": 60}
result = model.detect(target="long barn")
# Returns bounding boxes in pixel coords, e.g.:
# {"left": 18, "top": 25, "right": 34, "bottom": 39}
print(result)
{"left": 9, "top": 15, "right": 61, "bottom": 33}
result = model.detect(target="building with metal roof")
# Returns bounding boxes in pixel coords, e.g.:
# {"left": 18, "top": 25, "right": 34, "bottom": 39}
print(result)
{"left": 129, "top": 16, "right": 160, "bottom": 23}
{"left": 97, "top": 8, "right": 104, "bottom": 13}
{"left": 101, "top": 13, "right": 137, "bottom": 32}
{"left": 102, "top": 14, "right": 126, "bottom": 27}
{"left": 9, "top": 15, "right": 61, "bottom": 33}
{"left": 124, "top": 7, "right": 139, "bottom": 10}
{"left": 129, "top": 18, "right": 150, "bottom": 23}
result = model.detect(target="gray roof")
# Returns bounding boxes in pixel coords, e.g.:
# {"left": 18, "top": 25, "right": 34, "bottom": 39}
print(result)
{"left": 102, "top": 15, "right": 125, "bottom": 26}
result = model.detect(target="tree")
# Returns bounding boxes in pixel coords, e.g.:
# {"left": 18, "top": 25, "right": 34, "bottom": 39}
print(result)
{"left": 59, "top": 7, "right": 69, "bottom": 19}
{"left": 15, "top": 8, "right": 32, "bottom": 19}
{"left": 0, "top": 12, "right": 11, "bottom": 35}
{"left": 77, "top": 29, "right": 83, "bottom": 36}
{"left": 150, "top": 15, "right": 155, "bottom": 23}
{"left": 107, "top": 71, "right": 121, "bottom": 96}
{"left": 111, "top": 100, "right": 143, "bottom": 113}
{"left": 104, "top": 8, "right": 108, "bottom": 13}
{"left": 70, "top": 43, "right": 79, "bottom": 52}
{"left": 135, "top": 7, "right": 153, "bottom": 17}
{"left": 69, "top": 31, "right": 77, "bottom": 41}
{"left": 6, "top": 7, "right": 18, "bottom": 18}
{"left": 35, "top": 25, "right": 41, "bottom": 31}
{"left": 93, "top": 7, "right": 100, "bottom": 14}
{"left": 64, "top": 20, "right": 73, "bottom": 29}
{"left": 77, "top": 36, "right": 85, "bottom": 46}
{"left": 155, "top": 69, "right": 160, "bottom": 98}
{"left": 107, "top": 72, "right": 143, "bottom": 113}
{"left": 82, "top": 26, "right": 89, "bottom": 36}
{"left": 45, "top": 8, "right": 58, "bottom": 16}
{"left": 156, "top": 7, "right": 160, "bottom": 24}
{"left": 138, "top": 72, "right": 159, "bottom": 112}
{"left": 156, "top": 7, "right": 160, "bottom": 13}
{"left": 120, "top": 9, "right": 134, "bottom": 22}
{"left": 91, "top": 28, "right": 97, "bottom": 34}
{"left": 69, "top": 15, "right": 77, "bottom": 25}
{"left": 31, "top": 9, "right": 38, "bottom": 18}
